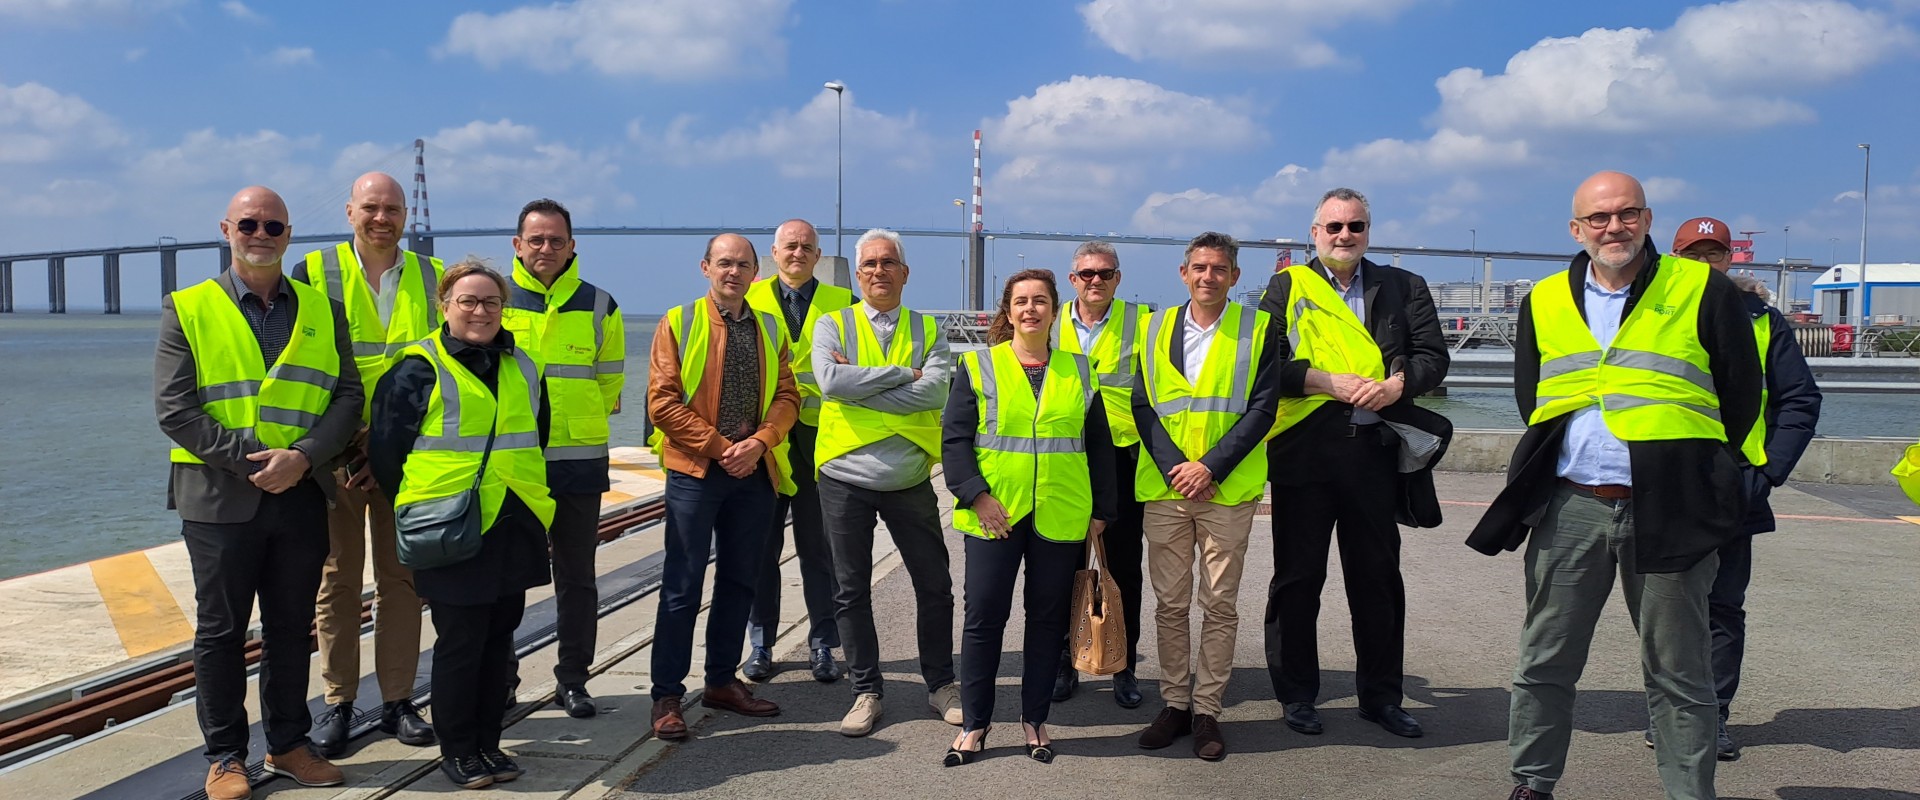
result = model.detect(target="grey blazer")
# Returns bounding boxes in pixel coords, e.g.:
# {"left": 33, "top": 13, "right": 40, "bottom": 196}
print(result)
{"left": 154, "top": 269, "right": 364, "bottom": 524}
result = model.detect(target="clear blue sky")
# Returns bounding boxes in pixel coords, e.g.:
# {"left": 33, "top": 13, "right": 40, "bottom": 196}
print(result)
{"left": 3, "top": 0, "right": 1916, "bottom": 311}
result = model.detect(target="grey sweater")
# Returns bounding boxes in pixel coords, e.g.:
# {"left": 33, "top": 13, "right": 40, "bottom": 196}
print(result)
{"left": 811, "top": 305, "right": 952, "bottom": 491}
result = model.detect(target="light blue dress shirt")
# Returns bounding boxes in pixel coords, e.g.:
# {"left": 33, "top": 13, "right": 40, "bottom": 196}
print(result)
{"left": 1554, "top": 274, "right": 1634, "bottom": 486}
{"left": 1326, "top": 263, "right": 1382, "bottom": 425}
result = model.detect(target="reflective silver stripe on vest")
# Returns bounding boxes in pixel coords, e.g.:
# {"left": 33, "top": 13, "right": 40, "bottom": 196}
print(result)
{"left": 975, "top": 347, "right": 1001, "bottom": 434}
{"left": 258, "top": 407, "right": 321, "bottom": 429}
{"left": 270, "top": 364, "right": 340, "bottom": 392}
{"left": 513, "top": 348, "right": 543, "bottom": 417}
{"left": 906, "top": 311, "right": 930, "bottom": 368}
{"left": 1539, "top": 351, "right": 1603, "bottom": 381}
{"left": 1070, "top": 351, "right": 1096, "bottom": 409}
{"left": 1096, "top": 372, "right": 1134, "bottom": 389}
{"left": 546, "top": 364, "right": 595, "bottom": 379}
{"left": 1288, "top": 296, "right": 1313, "bottom": 353}
{"left": 413, "top": 251, "right": 442, "bottom": 326}
{"left": 418, "top": 431, "right": 542, "bottom": 452}
{"left": 1117, "top": 301, "right": 1138, "bottom": 368}
{"left": 199, "top": 380, "right": 259, "bottom": 403}
{"left": 592, "top": 288, "right": 610, "bottom": 355}
{"left": 546, "top": 442, "right": 609, "bottom": 461}
{"left": 796, "top": 371, "right": 819, "bottom": 388}
{"left": 837, "top": 307, "right": 861, "bottom": 364}
{"left": 975, "top": 433, "right": 1085, "bottom": 454}
{"left": 972, "top": 351, "right": 1086, "bottom": 455}
{"left": 412, "top": 346, "right": 543, "bottom": 452}
{"left": 319, "top": 246, "right": 345, "bottom": 301}
{"left": 1604, "top": 348, "right": 1715, "bottom": 394}
{"left": 352, "top": 342, "right": 386, "bottom": 357}
{"left": 673, "top": 302, "right": 700, "bottom": 404}
{"left": 1225, "top": 307, "right": 1255, "bottom": 413}
{"left": 1601, "top": 393, "right": 1723, "bottom": 422}
{"left": 596, "top": 360, "right": 623, "bottom": 375}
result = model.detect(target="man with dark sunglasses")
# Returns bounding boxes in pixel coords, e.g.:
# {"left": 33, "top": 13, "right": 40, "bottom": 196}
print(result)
{"left": 1257, "top": 187, "right": 1452, "bottom": 741}
{"left": 1049, "top": 240, "right": 1150, "bottom": 709}
{"left": 156, "top": 186, "right": 362, "bottom": 799}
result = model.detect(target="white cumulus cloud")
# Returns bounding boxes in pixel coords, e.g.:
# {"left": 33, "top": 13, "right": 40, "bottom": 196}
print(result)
{"left": 1320, "top": 129, "right": 1529, "bottom": 183}
{"left": 988, "top": 75, "right": 1263, "bottom": 154}
{"left": 628, "top": 88, "right": 934, "bottom": 178}
{"left": 0, "top": 81, "right": 130, "bottom": 164}
{"left": 220, "top": 0, "right": 260, "bottom": 22}
{"left": 441, "top": 0, "right": 791, "bottom": 80}
{"left": 1079, "top": 0, "right": 1426, "bottom": 68}
{"left": 0, "top": 0, "right": 184, "bottom": 22}
{"left": 1131, "top": 189, "right": 1270, "bottom": 237}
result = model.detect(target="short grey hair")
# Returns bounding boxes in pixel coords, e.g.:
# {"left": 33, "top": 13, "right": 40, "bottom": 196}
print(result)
{"left": 1183, "top": 231, "right": 1239, "bottom": 270}
{"left": 854, "top": 228, "right": 907, "bottom": 267}
{"left": 1313, "top": 187, "right": 1371, "bottom": 224}
{"left": 1073, "top": 240, "right": 1119, "bottom": 266}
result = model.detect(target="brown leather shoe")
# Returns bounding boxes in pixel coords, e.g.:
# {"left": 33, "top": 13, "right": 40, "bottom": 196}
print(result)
{"left": 1136, "top": 706, "right": 1192, "bottom": 749}
{"left": 205, "top": 757, "right": 251, "bottom": 800}
{"left": 701, "top": 679, "right": 781, "bottom": 717}
{"left": 1192, "top": 713, "right": 1226, "bottom": 761}
{"left": 263, "top": 745, "right": 344, "bottom": 786}
{"left": 652, "top": 696, "right": 689, "bottom": 740}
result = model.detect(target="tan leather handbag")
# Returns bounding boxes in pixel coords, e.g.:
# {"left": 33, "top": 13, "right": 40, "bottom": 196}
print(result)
{"left": 1070, "top": 528, "right": 1128, "bottom": 676}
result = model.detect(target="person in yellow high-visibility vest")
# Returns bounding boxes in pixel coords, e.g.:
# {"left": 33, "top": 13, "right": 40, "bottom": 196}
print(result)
{"left": 1668, "top": 216, "right": 1823, "bottom": 761}
{"left": 741, "top": 219, "right": 855, "bottom": 684}
{"left": 1469, "top": 172, "right": 1763, "bottom": 800}
{"left": 1130, "top": 232, "right": 1281, "bottom": 762}
{"left": 1896, "top": 439, "right": 1920, "bottom": 505}
{"left": 297, "top": 172, "right": 443, "bottom": 756}
{"left": 1256, "top": 188, "right": 1453, "bottom": 742}
{"left": 642, "top": 234, "right": 799, "bottom": 741}
{"left": 1048, "top": 240, "right": 1150, "bottom": 710}
{"left": 368, "top": 260, "right": 555, "bottom": 789}
{"left": 813, "top": 229, "right": 958, "bottom": 737}
{"left": 155, "top": 186, "right": 361, "bottom": 799}
{"left": 941, "top": 269, "right": 1117, "bottom": 765}
{"left": 500, "top": 198, "right": 626, "bottom": 719}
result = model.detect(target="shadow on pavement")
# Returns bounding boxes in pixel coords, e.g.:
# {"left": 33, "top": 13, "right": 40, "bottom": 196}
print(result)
{"left": 1734, "top": 706, "right": 1920, "bottom": 752}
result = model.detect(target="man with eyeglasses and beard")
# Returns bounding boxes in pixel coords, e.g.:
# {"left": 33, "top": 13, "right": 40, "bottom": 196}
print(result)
{"left": 1257, "top": 188, "right": 1452, "bottom": 742}
{"left": 1469, "top": 172, "right": 1762, "bottom": 800}
{"left": 1049, "top": 240, "right": 1150, "bottom": 710}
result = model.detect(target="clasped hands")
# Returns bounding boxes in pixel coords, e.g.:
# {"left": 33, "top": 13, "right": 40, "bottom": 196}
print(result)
{"left": 1329, "top": 372, "right": 1404, "bottom": 412}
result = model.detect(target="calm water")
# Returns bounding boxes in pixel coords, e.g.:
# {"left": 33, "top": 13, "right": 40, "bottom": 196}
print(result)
{"left": 0, "top": 313, "right": 1912, "bottom": 579}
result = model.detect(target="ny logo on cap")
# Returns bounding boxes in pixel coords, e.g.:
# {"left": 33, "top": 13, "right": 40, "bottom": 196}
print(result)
{"left": 1698, "top": 220, "right": 1716, "bottom": 234}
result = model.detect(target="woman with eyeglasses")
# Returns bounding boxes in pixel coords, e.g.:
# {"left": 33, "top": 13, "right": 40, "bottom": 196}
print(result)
{"left": 940, "top": 268, "right": 1117, "bottom": 765}
{"left": 368, "top": 259, "right": 554, "bottom": 789}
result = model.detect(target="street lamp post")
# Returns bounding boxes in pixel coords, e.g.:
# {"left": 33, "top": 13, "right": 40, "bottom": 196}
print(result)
{"left": 1856, "top": 143, "right": 1871, "bottom": 335}
{"left": 825, "top": 81, "right": 846, "bottom": 260}
{"left": 954, "top": 199, "right": 967, "bottom": 307}
{"left": 1469, "top": 228, "right": 1476, "bottom": 253}
{"left": 1828, "top": 237, "right": 1839, "bottom": 267}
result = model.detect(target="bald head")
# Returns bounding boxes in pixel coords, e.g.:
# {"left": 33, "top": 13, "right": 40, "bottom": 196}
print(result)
{"left": 348, "top": 172, "right": 408, "bottom": 254}
{"left": 1569, "top": 170, "right": 1653, "bottom": 277}
{"left": 702, "top": 233, "right": 758, "bottom": 305}
{"left": 771, "top": 218, "right": 822, "bottom": 286}
{"left": 222, "top": 186, "right": 290, "bottom": 269}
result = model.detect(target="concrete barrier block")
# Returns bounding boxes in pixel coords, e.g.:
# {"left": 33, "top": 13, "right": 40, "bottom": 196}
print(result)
{"left": 1443, "top": 430, "right": 1902, "bottom": 486}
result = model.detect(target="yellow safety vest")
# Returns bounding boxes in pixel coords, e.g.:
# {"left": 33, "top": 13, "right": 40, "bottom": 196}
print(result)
{"left": 1135, "top": 303, "right": 1272, "bottom": 505}
{"left": 502, "top": 258, "right": 625, "bottom": 462}
{"left": 951, "top": 344, "right": 1098, "bottom": 542}
{"left": 1056, "top": 299, "right": 1148, "bottom": 448}
{"left": 168, "top": 278, "right": 342, "bottom": 464}
{"left": 392, "top": 336, "right": 556, "bottom": 533}
{"left": 745, "top": 277, "right": 856, "bottom": 427}
{"left": 814, "top": 306, "right": 942, "bottom": 473}
{"left": 1742, "top": 311, "right": 1772, "bottom": 466}
{"left": 297, "top": 243, "right": 444, "bottom": 418}
{"left": 1267, "top": 265, "right": 1385, "bottom": 439}
{"left": 1894, "top": 441, "right": 1920, "bottom": 506}
{"left": 1529, "top": 256, "right": 1762, "bottom": 464}
{"left": 647, "top": 297, "right": 795, "bottom": 494}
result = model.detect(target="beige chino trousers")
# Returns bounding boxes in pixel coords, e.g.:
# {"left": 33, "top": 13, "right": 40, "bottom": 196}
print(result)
{"left": 314, "top": 469, "right": 422, "bottom": 706}
{"left": 1143, "top": 498, "right": 1258, "bottom": 717}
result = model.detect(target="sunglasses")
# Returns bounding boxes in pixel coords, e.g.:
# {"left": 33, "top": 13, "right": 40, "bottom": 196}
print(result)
{"left": 1074, "top": 268, "right": 1118, "bottom": 282}
{"left": 1319, "top": 220, "right": 1367, "bottom": 234}
{"left": 228, "top": 218, "right": 287, "bottom": 237}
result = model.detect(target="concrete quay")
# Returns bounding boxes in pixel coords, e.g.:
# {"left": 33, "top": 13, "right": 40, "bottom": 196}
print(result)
{"left": 2, "top": 470, "right": 1912, "bottom": 800}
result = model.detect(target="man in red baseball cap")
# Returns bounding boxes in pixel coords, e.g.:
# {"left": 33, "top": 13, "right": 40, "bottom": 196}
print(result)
{"left": 1660, "top": 216, "right": 1822, "bottom": 762}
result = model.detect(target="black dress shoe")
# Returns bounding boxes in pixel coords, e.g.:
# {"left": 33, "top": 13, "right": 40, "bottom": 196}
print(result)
{"left": 1716, "top": 718, "right": 1740, "bottom": 761}
{"left": 742, "top": 646, "right": 774, "bottom": 682}
{"left": 1112, "top": 669, "right": 1143, "bottom": 709}
{"left": 1283, "top": 702, "right": 1323, "bottom": 735}
{"left": 1359, "top": 705, "right": 1423, "bottom": 738}
{"left": 479, "top": 749, "right": 523, "bottom": 782}
{"left": 810, "top": 648, "right": 840, "bottom": 683}
{"left": 558, "top": 685, "right": 597, "bottom": 719}
{"left": 440, "top": 753, "right": 494, "bottom": 789}
{"left": 1051, "top": 661, "right": 1079, "bottom": 702}
{"left": 310, "top": 701, "right": 353, "bottom": 757}
{"left": 1507, "top": 786, "right": 1553, "bottom": 800}
{"left": 380, "top": 699, "right": 436, "bottom": 746}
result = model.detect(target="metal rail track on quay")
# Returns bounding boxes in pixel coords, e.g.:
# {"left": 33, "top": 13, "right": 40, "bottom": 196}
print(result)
{"left": 0, "top": 492, "right": 703, "bottom": 800}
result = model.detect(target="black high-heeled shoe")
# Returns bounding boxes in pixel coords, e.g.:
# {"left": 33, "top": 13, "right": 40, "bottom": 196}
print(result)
{"left": 943, "top": 723, "right": 990, "bottom": 767}
{"left": 1022, "top": 720, "right": 1055, "bottom": 764}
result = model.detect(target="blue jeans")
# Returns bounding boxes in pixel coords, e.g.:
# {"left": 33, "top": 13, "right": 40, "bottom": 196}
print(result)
{"left": 651, "top": 465, "right": 775, "bottom": 700}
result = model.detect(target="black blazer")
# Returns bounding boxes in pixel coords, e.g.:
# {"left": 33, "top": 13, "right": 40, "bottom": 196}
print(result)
{"left": 154, "top": 269, "right": 362, "bottom": 523}
{"left": 1130, "top": 302, "right": 1284, "bottom": 485}
{"left": 1466, "top": 241, "right": 1763, "bottom": 573}
{"left": 1258, "top": 258, "right": 1452, "bottom": 487}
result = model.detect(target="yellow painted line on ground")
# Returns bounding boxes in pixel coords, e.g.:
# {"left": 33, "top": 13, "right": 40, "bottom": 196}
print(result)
{"left": 611, "top": 463, "right": 666, "bottom": 479}
{"left": 603, "top": 489, "right": 637, "bottom": 504}
{"left": 89, "top": 552, "right": 194, "bottom": 658}
{"left": 1897, "top": 516, "right": 1920, "bottom": 527}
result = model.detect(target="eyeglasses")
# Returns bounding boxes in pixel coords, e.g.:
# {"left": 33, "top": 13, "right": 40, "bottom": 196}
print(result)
{"left": 1577, "top": 207, "right": 1645, "bottom": 229}
{"left": 1318, "top": 220, "right": 1367, "bottom": 235}
{"left": 521, "top": 236, "right": 569, "bottom": 251}
{"left": 1074, "top": 268, "right": 1118, "bottom": 282}
{"left": 708, "top": 258, "right": 757, "bottom": 273}
{"left": 452, "top": 295, "right": 504, "bottom": 312}
{"left": 1678, "top": 248, "right": 1730, "bottom": 263}
{"left": 857, "top": 259, "right": 906, "bottom": 275}
{"left": 227, "top": 218, "right": 287, "bottom": 237}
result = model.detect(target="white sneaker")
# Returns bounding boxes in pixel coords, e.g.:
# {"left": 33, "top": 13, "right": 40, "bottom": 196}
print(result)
{"left": 930, "top": 683, "right": 963, "bottom": 726}
{"left": 840, "top": 692, "right": 883, "bottom": 737}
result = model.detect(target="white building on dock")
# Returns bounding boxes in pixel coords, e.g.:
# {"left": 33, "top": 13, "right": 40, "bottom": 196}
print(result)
{"left": 1812, "top": 264, "right": 1920, "bottom": 326}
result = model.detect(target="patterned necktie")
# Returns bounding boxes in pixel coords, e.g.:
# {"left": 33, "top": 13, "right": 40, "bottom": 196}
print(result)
{"left": 784, "top": 288, "right": 806, "bottom": 338}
